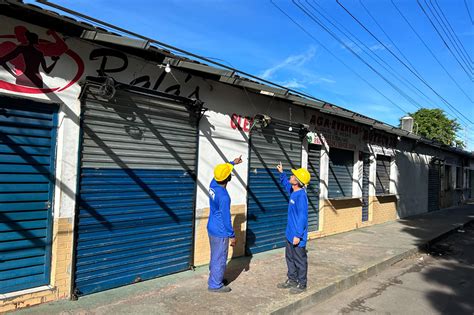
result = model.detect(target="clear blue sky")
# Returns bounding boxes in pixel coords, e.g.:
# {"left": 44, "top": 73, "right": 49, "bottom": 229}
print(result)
{"left": 32, "top": 0, "right": 474, "bottom": 150}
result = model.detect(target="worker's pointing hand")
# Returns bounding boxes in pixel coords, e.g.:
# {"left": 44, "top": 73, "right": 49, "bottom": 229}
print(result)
{"left": 277, "top": 161, "right": 283, "bottom": 173}
{"left": 233, "top": 155, "right": 243, "bottom": 165}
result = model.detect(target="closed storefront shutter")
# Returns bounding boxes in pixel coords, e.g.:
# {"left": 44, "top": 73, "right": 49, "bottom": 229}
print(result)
{"left": 328, "top": 148, "right": 354, "bottom": 198}
{"left": 307, "top": 144, "right": 320, "bottom": 231}
{"left": 246, "top": 121, "right": 302, "bottom": 254}
{"left": 75, "top": 84, "right": 199, "bottom": 296}
{"left": 376, "top": 155, "right": 391, "bottom": 195}
{"left": 361, "top": 153, "right": 370, "bottom": 221}
{"left": 0, "top": 98, "right": 57, "bottom": 294}
{"left": 428, "top": 159, "right": 441, "bottom": 212}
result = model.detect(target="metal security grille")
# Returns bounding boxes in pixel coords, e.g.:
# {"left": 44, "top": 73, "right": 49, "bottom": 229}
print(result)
{"left": 428, "top": 159, "right": 441, "bottom": 212}
{"left": 376, "top": 155, "right": 391, "bottom": 195}
{"left": 246, "top": 121, "right": 302, "bottom": 254}
{"left": 361, "top": 153, "right": 370, "bottom": 221}
{"left": 75, "top": 84, "right": 199, "bottom": 296}
{"left": 307, "top": 144, "right": 321, "bottom": 231}
{"left": 328, "top": 148, "right": 354, "bottom": 198}
{"left": 0, "top": 98, "right": 57, "bottom": 294}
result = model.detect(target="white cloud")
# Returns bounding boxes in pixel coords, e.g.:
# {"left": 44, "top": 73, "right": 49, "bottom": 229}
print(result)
{"left": 259, "top": 46, "right": 317, "bottom": 79}
{"left": 258, "top": 46, "right": 336, "bottom": 90}
{"left": 318, "top": 77, "right": 336, "bottom": 84}
{"left": 278, "top": 78, "right": 307, "bottom": 89}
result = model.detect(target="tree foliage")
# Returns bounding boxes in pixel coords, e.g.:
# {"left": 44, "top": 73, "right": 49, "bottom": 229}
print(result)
{"left": 401, "top": 108, "right": 464, "bottom": 148}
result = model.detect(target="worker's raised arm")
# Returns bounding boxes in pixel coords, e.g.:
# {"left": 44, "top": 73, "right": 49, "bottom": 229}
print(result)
{"left": 277, "top": 162, "right": 292, "bottom": 195}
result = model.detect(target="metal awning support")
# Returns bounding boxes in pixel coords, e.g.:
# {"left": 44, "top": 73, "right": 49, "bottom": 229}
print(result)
{"left": 81, "top": 30, "right": 151, "bottom": 49}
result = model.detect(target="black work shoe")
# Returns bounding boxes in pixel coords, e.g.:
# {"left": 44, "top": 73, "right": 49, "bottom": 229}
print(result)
{"left": 289, "top": 284, "right": 307, "bottom": 294}
{"left": 277, "top": 279, "right": 298, "bottom": 289}
{"left": 208, "top": 286, "right": 232, "bottom": 293}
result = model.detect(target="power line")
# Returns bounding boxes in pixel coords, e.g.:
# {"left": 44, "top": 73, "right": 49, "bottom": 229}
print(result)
{"left": 391, "top": 0, "right": 474, "bottom": 104}
{"left": 269, "top": 0, "right": 411, "bottom": 115}
{"left": 303, "top": 0, "right": 472, "bottom": 128}
{"left": 432, "top": 0, "right": 473, "bottom": 66}
{"left": 338, "top": 0, "right": 474, "bottom": 127}
{"left": 356, "top": 0, "right": 472, "bottom": 122}
{"left": 293, "top": 0, "right": 425, "bottom": 113}
{"left": 417, "top": 0, "right": 474, "bottom": 81}
{"left": 337, "top": 0, "right": 474, "bottom": 125}
{"left": 464, "top": 0, "right": 474, "bottom": 24}
{"left": 307, "top": 0, "right": 435, "bottom": 109}
{"left": 425, "top": 0, "right": 473, "bottom": 74}
{"left": 359, "top": 0, "right": 422, "bottom": 78}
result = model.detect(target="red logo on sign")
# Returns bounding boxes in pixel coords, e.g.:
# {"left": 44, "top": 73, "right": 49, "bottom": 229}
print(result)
{"left": 0, "top": 26, "right": 84, "bottom": 94}
{"left": 231, "top": 113, "right": 253, "bottom": 132}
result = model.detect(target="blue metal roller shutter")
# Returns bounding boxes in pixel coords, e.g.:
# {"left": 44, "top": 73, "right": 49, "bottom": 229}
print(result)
{"left": 74, "top": 85, "right": 198, "bottom": 296}
{"left": 246, "top": 121, "right": 302, "bottom": 255}
{"left": 0, "top": 97, "right": 57, "bottom": 294}
{"left": 307, "top": 144, "right": 320, "bottom": 231}
{"left": 328, "top": 148, "right": 354, "bottom": 198}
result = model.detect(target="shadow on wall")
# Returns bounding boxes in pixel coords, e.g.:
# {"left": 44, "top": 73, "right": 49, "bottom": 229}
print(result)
{"left": 79, "top": 90, "right": 206, "bottom": 226}
{"left": 199, "top": 114, "right": 249, "bottom": 190}
{"left": 376, "top": 195, "right": 397, "bottom": 204}
{"left": 225, "top": 213, "right": 251, "bottom": 285}
{"left": 393, "top": 149, "right": 429, "bottom": 218}
{"left": 328, "top": 198, "right": 362, "bottom": 209}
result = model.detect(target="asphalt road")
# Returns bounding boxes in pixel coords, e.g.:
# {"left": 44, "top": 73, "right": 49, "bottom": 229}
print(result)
{"left": 299, "top": 221, "right": 474, "bottom": 315}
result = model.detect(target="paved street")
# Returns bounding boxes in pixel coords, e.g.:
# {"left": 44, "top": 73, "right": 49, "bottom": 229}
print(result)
{"left": 300, "top": 221, "right": 474, "bottom": 315}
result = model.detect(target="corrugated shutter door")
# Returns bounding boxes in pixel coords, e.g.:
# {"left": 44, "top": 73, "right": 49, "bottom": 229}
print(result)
{"left": 246, "top": 121, "right": 302, "bottom": 254}
{"left": 328, "top": 148, "right": 353, "bottom": 198}
{"left": 0, "top": 98, "right": 56, "bottom": 294}
{"left": 307, "top": 144, "right": 320, "bottom": 231}
{"left": 427, "top": 160, "right": 440, "bottom": 212}
{"left": 362, "top": 153, "right": 370, "bottom": 221}
{"left": 75, "top": 87, "right": 198, "bottom": 295}
{"left": 376, "top": 155, "right": 391, "bottom": 194}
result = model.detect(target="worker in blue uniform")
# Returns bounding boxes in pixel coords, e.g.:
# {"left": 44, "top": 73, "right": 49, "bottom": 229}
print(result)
{"left": 207, "top": 155, "right": 243, "bottom": 293}
{"left": 276, "top": 161, "right": 311, "bottom": 294}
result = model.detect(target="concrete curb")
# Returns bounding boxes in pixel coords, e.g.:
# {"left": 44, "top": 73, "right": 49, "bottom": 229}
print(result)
{"left": 271, "top": 219, "right": 474, "bottom": 315}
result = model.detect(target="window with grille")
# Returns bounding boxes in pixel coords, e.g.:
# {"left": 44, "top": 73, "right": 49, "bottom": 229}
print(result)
{"left": 376, "top": 155, "right": 391, "bottom": 195}
{"left": 328, "top": 148, "right": 354, "bottom": 198}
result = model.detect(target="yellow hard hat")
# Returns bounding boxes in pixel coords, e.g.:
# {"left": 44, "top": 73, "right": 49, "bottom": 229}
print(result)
{"left": 214, "top": 163, "right": 234, "bottom": 181}
{"left": 291, "top": 168, "right": 311, "bottom": 186}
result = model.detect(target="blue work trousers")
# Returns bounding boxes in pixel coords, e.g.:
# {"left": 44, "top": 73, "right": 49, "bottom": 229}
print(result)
{"left": 208, "top": 235, "right": 229, "bottom": 289}
{"left": 285, "top": 240, "right": 308, "bottom": 287}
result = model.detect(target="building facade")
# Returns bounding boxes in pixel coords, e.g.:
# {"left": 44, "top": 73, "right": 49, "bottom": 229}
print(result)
{"left": 0, "top": 3, "right": 472, "bottom": 312}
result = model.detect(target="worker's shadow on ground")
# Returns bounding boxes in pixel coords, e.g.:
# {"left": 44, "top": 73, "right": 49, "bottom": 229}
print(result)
{"left": 225, "top": 213, "right": 252, "bottom": 285}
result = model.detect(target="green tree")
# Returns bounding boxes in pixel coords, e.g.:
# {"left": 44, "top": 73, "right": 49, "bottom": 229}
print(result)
{"left": 401, "top": 108, "right": 465, "bottom": 148}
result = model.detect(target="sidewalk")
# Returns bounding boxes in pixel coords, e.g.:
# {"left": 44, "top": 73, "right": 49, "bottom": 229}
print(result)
{"left": 15, "top": 205, "right": 474, "bottom": 315}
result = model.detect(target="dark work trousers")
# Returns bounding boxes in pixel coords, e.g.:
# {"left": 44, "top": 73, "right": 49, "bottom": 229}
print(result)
{"left": 208, "top": 235, "right": 229, "bottom": 289}
{"left": 285, "top": 240, "right": 308, "bottom": 287}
